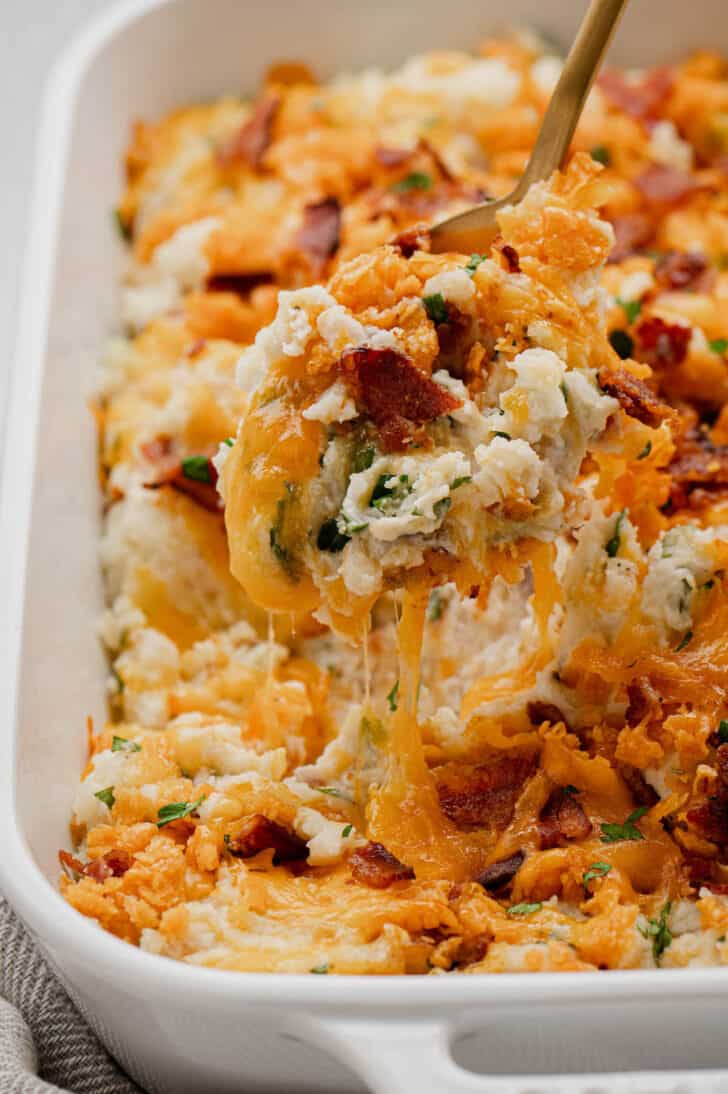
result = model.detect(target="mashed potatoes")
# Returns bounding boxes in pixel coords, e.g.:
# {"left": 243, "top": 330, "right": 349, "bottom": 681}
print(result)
{"left": 61, "top": 37, "right": 728, "bottom": 975}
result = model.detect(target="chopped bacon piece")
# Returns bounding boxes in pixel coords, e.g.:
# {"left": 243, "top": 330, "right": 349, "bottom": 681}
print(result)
{"left": 634, "top": 164, "right": 697, "bottom": 205}
{"left": 634, "top": 315, "right": 691, "bottom": 369}
{"left": 625, "top": 677, "right": 660, "bottom": 726}
{"left": 84, "top": 850, "right": 132, "bottom": 882}
{"left": 226, "top": 814, "right": 308, "bottom": 863}
{"left": 686, "top": 745, "right": 728, "bottom": 847}
{"left": 349, "top": 842, "right": 414, "bottom": 889}
{"left": 477, "top": 851, "right": 525, "bottom": 893}
{"left": 434, "top": 310, "right": 494, "bottom": 382}
{"left": 498, "top": 244, "right": 520, "bottom": 273}
{"left": 375, "top": 146, "right": 414, "bottom": 168}
{"left": 392, "top": 223, "right": 431, "bottom": 257}
{"left": 619, "top": 766, "right": 660, "bottom": 809}
{"left": 654, "top": 251, "right": 714, "bottom": 293}
{"left": 217, "top": 94, "right": 280, "bottom": 168}
{"left": 527, "top": 701, "right": 567, "bottom": 727}
{"left": 607, "top": 213, "right": 654, "bottom": 263}
{"left": 597, "top": 67, "right": 674, "bottom": 121}
{"left": 669, "top": 429, "right": 728, "bottom": 507}
{"left": 59, "top": 848, "right": 131, "bottom": 883}
{"left": 338, "top": 347, "right": 461, "bottom": 451}
{"left": 144, "top": 458, "right": 222, "bottom": 513}
{"left": 538, "top": 789, "right": 592, "bottom": 849}
{"left": 436, "top": 756, "right": 535, "bottom": 830}
{"left": 206, "top": 273, "right": 273, "bottom": 295}
{"left": 598, "top": 365, "right": 675, "bottom": 428}
{"left": 294, "top": 197, "right": 341, "bottom": 273}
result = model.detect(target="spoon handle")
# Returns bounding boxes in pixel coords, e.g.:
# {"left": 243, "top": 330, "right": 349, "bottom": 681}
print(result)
{"left": 511, "top": 0, "right": 628, "bottom": 200}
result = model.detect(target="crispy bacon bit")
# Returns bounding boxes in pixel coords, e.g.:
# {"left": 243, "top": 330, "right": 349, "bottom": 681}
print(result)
{"left": 597, "top": 67, "right": 674, "bottom": 121}
{"left": 436, "top": 756, "right": 535, "bottom": 830}
{"left": 538, "top": 789, "right": 592, "bottom": 850}
{"left": 619, "top": 766, "right": 660, "bottom": 809}
{"left": 206, "top": 273, "right": 273, "bottom": 295}
{"left": 226, "top": 814, "right": 308, "bottom": 863}
{"left": 654, "top": 251, "right": 713, "bottom": 293}
{"left": 626, "top": 677, "right": 660, "bottom": 726}
{"left": 634, "top": 164, "right": 696, "bottom": 205}
{"left": 434, "top": 310, "right": 494, "bottom": 382}
{"left": 58, "top": 848, "right": 131, "bottom": 883}
{"left": 339, "top": 346, "right": 461, "bottom": 451}
{"left": 669, "top": 429, "right": 728, "bottom": 508}
{"left": 527, "top": 701, "right": 567, "bottom": 727}
{"left": 84, "top": 850, "right": 132, "bottom": 882}
{"left": 598, "top": 366, "right": 675, "bottom": 428}
{"left": 217, "top": 94, "right": 280, "bottom": 168}
{"left": 686, "top": 744, "right": 728, "bottom": 847}
{"left": 607, "top": 212, "right": 654, "bottom": 263}
{"left": 349, "top": 842, "right": 414, "bottom": 889}
{"left": 375, "top": 146, "right": 414, "bottom": 168}
{"left": 392, "top": 223, "right": 431, "bottom": 257}
{"left": 144, "top": 458, "right": 222, "bottom": 513}
{"left": 294, "top": 197, "right": 341, "bottom": 273}
{"left": 498, "top": 244, "right": 520, "bottom": 273}
{"left": 634, "top": 315, "right": 691, "bottom": 369}
{"left": 477, "top": 851, "right": 525, "bottom": 893}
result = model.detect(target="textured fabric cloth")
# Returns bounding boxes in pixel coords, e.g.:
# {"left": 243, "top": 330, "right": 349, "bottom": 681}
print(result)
{"left": 0, "top": 899, "right": 142, "bottom": 1094}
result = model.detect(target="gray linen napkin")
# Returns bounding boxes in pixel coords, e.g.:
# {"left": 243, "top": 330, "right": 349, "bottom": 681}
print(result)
{"left": 0, "top": 898, "right": 142, "bottom": 1094}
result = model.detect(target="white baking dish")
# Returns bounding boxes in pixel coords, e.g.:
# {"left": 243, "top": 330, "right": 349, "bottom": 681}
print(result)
{"left": 4, "top": 0, "right": 728, "bottom": 1090}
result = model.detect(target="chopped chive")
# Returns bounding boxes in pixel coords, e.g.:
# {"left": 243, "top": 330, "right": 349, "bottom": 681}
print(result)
{"left": 94, "top": 787, "right": 115, "bottom": 809}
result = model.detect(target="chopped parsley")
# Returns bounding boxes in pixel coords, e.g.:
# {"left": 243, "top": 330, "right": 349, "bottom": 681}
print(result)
{"left": 451, "top": 475, "right": 472, "bottom": 489}
{"left": 351, "top": 446, "right": 375, "bottom": 473}
{"left": 639, "top": 902, "right": 672, "bottom": 964}
{"left": 609, "top": 329, "right": 634, "bottom": 360}
{"left": 370, "top": 473, "right": 410, "bottom": 511}
{"left": 269, "top": 483, "right": 297, "bottom": 575}
{"left": 341, "top": 824, "right": 353, "bottom": 839}
{"left": 605, "top": 508, "right": 627, "bottom": 558}
{"left": 616, "top": 297, "right": 642, "bottom": 325}
{"left": 507, "top": 902, "right": 542, "bottom": 917}
{"left": 427, "top": 589, "right": 445, "bottom": 622}
{"left": 156, "top": 794, "right": 206, "bottom": 828}
{"left": 310, "top": 963, "right": 330, "bottom": 974}
{"left": 709, "top": 338, "right": 728, "bottom": 355}
{"left": 181, "top": 455, "right": 213, "bottom": 483}
{"left": 387, "top": 680, "right": 399, "bottom": 712}
{"left": 391, "top": 171, "right": 432, "bottom": 192}
{"left": 675, "top": 629, "right": 693, "bottom": 652}
{"left": 590, "top": 145, "right": 611, "bottom": 166}
{"left": 223, "top": 437, "right": 234, "bottom": 447}
{"left": 111, "top": 736, "right": 141, "bottom": 754}
{"left": 423, "top": 292, "right": 449, "bottom": 325}
{"left": 317, "top": 786, "right": 349, "bottom": 799}
{"left": 718, "top": 719, "right": 728, "bottom": 744}
{"left": 113, "top": 207, "right": 132, "bottom": 241}
{"left": 316, "top": 518, "right": 350, "bottom": 553}
{"left": 434, "top": 496, "right": 452, "bottom": 519}
{"left": 582, "top": 861, "right": 611, "bottom": 896}
{"left": 465, "top": 253, "right": 487, "bottom": 276}
{"left": 94, "top": 787, "right": 115, "bottom": 809}
{"left": 637, "top": 440, "right": 652, "bottom": 460}
{"left": 600, "top": 806, "right": 648, "bottom": 843}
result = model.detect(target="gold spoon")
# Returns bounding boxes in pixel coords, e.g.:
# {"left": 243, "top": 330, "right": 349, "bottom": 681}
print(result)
{"left": 430, "top": 0, "right": 628, "bottom": 254}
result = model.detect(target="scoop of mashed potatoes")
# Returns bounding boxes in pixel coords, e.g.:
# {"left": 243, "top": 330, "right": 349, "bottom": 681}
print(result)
{"left": 220, "top": 155, "right": 621, "bottom": 634}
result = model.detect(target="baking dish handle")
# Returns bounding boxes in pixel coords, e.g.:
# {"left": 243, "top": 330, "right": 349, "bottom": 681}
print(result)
{"left": 299, "top": 1016, "right": 728, "bottom": 1094}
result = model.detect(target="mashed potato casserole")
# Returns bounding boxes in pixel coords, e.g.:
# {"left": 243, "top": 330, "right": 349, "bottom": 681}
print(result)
{"left": 61, "top": 38, "right": 728, "bottom": 974}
